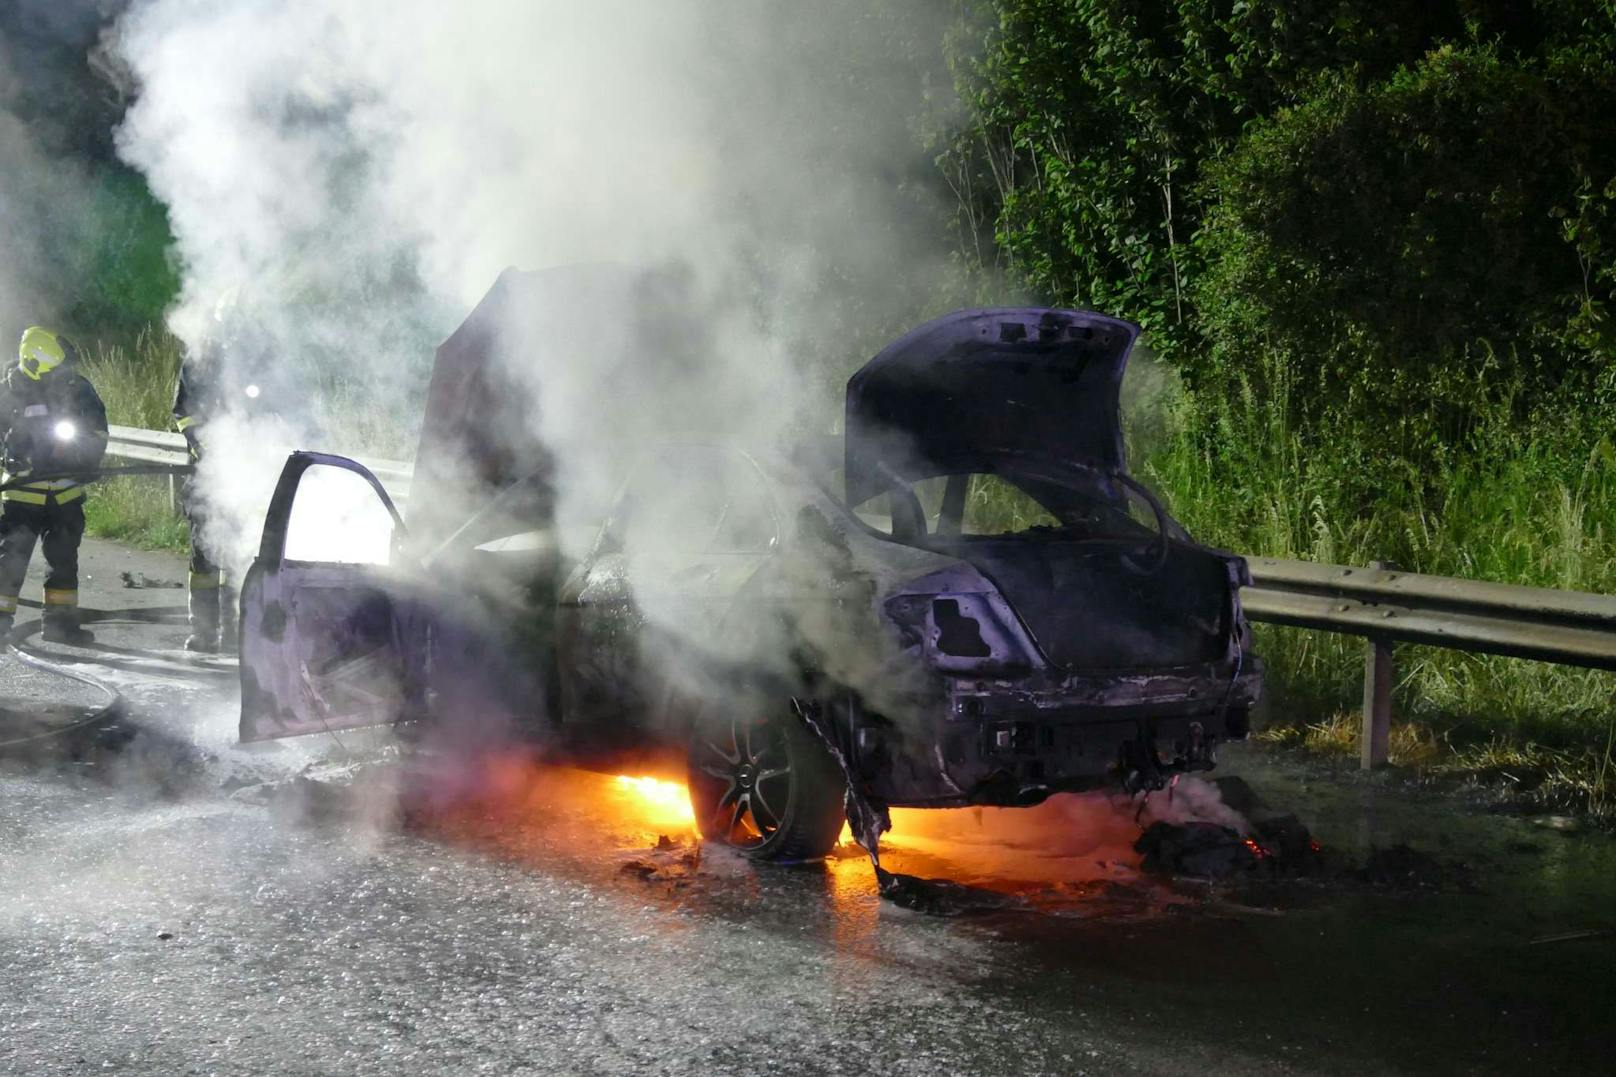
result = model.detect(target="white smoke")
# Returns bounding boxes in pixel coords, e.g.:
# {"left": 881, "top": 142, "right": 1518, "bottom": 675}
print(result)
{"left": 113, "top": 0, "right": 960, "bottom": 578}
{"left": 1142, "top": 776, "right": 1253, "bottom": 835}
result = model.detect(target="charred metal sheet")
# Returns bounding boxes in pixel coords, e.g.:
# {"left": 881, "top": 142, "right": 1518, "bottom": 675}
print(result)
{"left": 791, "top": 697, "right": 890, "bottom": 858}
{"left": 845, "top": 307, "right": 1139, "bottom": 506}
{"left": 795, "top": 698, "right": 1025, "bottom": 917}
{"left": 874, "top": 869, "right": 1022, "bottom": 917}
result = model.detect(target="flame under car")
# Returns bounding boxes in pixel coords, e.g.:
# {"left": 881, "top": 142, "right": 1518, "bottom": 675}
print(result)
{"left": 237, "top": 272, "right": 1261, "bottom": 862}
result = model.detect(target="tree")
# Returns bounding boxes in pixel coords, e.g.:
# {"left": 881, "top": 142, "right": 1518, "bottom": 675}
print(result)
{"left": 1193, "top": 38, "right": 1616, "bottom": 429}
{"left": 943, "top": 0, "right": 1616, "bottom": 433}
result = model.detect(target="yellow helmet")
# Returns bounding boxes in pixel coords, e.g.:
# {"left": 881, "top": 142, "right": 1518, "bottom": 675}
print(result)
{"left": 18, "top": 326, "right": 75, "bottom": 381}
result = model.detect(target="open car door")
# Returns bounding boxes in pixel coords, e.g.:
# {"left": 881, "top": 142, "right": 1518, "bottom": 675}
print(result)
{"left": 239, "top": 452, "right": 423, "bottom": 742}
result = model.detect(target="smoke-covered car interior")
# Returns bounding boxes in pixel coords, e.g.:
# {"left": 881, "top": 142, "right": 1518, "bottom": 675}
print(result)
{"left": 237, "top": 268, "right": 1262, "bottom": 864}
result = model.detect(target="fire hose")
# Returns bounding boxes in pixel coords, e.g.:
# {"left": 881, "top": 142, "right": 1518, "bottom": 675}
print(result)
{"left": 0, "top": 462, "right": 196, "bottom": 749}
{"left": 0, "top": 463, "right": 196, "bottom": 490}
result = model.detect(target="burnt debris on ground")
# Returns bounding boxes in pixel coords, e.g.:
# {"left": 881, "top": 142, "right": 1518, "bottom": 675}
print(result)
{"left": 875, "top": 868, "right": 1025, "bottom": 917}
{"left": 1134, "top": 813, "right": 1323, "bottom": 880}
{"left": 119, "top": 571, "right": 183, "bottom": 589}
{"left": 1133, "top": 778, "right": 1472, "bottom": 896}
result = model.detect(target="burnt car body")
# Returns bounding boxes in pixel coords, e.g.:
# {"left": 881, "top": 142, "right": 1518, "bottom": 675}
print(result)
{"left": 238, "top": 270, "right": 1261, "bottom": 860}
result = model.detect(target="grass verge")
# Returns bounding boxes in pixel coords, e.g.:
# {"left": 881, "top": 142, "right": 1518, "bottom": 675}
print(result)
{"left": 1255, "top": 711, "right": 1616, "bottom": 822}
{"left": 82, "top": 476, "right": 190, "bottom": 553}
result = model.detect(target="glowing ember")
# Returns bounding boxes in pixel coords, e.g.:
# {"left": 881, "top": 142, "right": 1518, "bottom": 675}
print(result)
{"left": 1244, "top": 838, "right": 1270, "bottom": 860}
{"left": 611, "top": 775, "right": 696, "bottom": 832}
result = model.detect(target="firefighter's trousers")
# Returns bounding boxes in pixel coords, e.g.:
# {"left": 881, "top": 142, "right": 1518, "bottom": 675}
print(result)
{"left": 0, "top": 497, "right": 86, "bottom": 634}
{"left": 182, "top": 478, "right": 234, "bottom": 646}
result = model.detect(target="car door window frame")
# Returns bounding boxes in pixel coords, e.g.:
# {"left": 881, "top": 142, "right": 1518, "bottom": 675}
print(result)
{"left": 259, "top": 451, "right": 408, "bottom": 567}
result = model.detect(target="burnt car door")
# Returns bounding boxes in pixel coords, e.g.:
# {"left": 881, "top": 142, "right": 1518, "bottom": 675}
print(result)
{"left": 238, "top": 452, "right": 423, "bottom": 742}
{"left": 555, "top": 446, "right": 780, "bottom": 746}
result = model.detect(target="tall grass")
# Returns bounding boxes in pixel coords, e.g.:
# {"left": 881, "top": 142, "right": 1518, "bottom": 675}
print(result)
{"left": 77, "top": 328, "right": 190, "bottom": 551}
{"left": 80, "top": 326, "right": 185, "bottom": 428}
{"left": 1134, "top": 360, "right": 1616, "bottom": 798}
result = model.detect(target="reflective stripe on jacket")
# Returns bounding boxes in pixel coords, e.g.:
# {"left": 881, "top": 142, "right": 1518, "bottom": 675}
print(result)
{"left": 0, "top": 475, "right": 87, "bottom": 505}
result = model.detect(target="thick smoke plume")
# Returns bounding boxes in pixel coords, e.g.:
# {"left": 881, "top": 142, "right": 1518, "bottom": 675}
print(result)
{"left": 113, "top": 0, "right": 959, "bottom": 577}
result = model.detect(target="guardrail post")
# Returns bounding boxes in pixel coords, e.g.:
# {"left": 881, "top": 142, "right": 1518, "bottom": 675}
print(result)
{"left": 1361, "top": 637, "right": 1393, "bottom": 769}
{"left": 1360, "top": 560, "right": 1396, "bottom": 769}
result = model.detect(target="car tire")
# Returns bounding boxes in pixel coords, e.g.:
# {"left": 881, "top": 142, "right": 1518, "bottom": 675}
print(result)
{"left": 686, "top": 696, "right": 846, "bottom": 862}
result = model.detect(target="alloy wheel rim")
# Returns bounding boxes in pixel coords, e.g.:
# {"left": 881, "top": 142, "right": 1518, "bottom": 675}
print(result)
{"left": 694, "top": 713, "right": 793, "bottom": 849}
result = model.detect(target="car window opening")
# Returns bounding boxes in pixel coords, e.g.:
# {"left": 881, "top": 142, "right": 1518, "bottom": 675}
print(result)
{"left": 850, "top": 469, "right": 1167, "bottom": 547}
{"left": 602, "top": 448, "right": 780, "bottom": 557}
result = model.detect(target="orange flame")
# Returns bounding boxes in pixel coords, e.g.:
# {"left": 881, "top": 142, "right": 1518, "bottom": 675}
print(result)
{"left": 437, "top": 757, "right": 702, "bottom": 848}
{"left": 611, "top": 774, "right": 697, "bottom": 832}
{"left": 429, "top": 756, "right": 1156, "bottom": 901}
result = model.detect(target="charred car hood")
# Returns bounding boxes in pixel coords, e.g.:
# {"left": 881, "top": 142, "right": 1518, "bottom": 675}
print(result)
{"left": 845, "top": 308, "right": 1140, "bottom": 506}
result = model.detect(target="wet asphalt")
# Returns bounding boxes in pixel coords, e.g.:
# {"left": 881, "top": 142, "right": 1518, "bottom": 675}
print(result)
{"left": 2, "top": 539, "right": 1614, "bottom": 1075}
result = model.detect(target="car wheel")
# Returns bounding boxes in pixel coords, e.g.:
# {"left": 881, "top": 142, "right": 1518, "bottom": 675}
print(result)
{"left": 686, "top": 697, "right": 846, "bottom": 862}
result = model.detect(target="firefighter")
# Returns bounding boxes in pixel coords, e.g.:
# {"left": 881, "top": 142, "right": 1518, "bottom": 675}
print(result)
{"left": 0, "top": 327, "right": 109, "bottom": 644}
{"left": 173, "top": 312, "right": 276, "bottom": 652}
{"left": 172, "top": 352, "right": 234, "bottom": 652}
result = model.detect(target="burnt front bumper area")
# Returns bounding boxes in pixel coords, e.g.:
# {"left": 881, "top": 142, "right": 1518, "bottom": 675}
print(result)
{"left": 851, "top": 661, "right": 1263, "bottom": 807}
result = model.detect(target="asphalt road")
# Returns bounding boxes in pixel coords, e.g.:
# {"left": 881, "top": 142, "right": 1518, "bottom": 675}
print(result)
{"left": 3, "top": 537, "right": 1615, "bottom": 1075}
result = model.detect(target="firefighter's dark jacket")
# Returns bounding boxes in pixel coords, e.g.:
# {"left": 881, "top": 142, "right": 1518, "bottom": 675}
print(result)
{"left": 173, "top": 350, "right": 285, "bottom": 461}
{"left": 0, "top": 364, "right": 109, "bottom": 505}
{"left": 172, "top": 358, "right": 246, "bottom": 454}
{"left": 171, "top": 360, "right": 208, "bottom": 435}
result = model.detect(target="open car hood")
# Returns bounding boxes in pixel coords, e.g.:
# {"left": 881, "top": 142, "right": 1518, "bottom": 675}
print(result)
{"left": 844, "top": 308, "right": 1140, "bottom": 506}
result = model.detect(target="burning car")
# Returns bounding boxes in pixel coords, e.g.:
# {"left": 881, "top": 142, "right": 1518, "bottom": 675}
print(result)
{"left": 238, "top": 268, "right": 1261, "bottom": 861}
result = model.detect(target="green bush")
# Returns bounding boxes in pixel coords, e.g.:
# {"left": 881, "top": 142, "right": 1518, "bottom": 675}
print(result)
{"left": 946, "top": 2, "right": 1616, "bottom": 434}
{"left": 941, "top": 0, "right": 1507, "bottom": 342}
{"left": 82, "top": 476, "right": 189, "bottom": 553}
{"left": 1192, "top": 41, "right": 1616, "bottom": 430}
{"left": 68, "top": 168, "right": 184, "bottom": 340}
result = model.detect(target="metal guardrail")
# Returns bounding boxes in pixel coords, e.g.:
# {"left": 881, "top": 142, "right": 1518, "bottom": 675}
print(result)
{"left": 105, "top": 425, "right": 413, "bottom": 503}
{"left": 105, "top": 424, "right": 191, "bottom": 468}
{"left": 1242, "top": 557, "right": 1616, "bottom": 768}
{"left": 1243, "top": 558, "right": 1616, "bottom": 670}
{"left": 104, "top": 424, "right": 1616, "bottom": 768}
